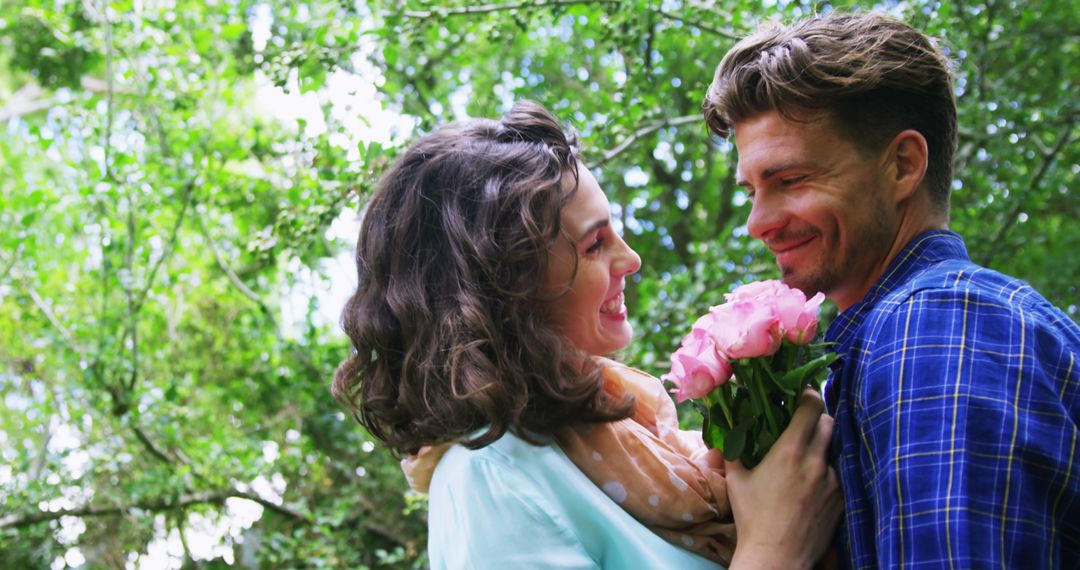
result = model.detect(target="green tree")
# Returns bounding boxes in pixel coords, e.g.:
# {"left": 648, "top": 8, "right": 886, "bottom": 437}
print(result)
{"left": 1, "top": 0, "right": 1076, "bottom": 567}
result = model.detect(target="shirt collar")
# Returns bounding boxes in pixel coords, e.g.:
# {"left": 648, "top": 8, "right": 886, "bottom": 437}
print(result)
{"left": 825, "top": 230, "right": 970, "bottom": 350}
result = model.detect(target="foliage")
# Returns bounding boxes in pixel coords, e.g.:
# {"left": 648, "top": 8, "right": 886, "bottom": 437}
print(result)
{"left": 0, "top": 0, "right": 1075, "bottom": 567}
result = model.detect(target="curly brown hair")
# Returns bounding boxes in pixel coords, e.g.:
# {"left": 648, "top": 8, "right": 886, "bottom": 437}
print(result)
{"left": 703, "top": 12, "right": 957, "bottom": 214}
{"left": 332, "top": 101, "right": 633, "bottom": 456}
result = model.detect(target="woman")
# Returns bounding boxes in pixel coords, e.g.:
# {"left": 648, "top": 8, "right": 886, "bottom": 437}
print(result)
{"left": 333, "top": 101, "right": 841, "bottom": 569}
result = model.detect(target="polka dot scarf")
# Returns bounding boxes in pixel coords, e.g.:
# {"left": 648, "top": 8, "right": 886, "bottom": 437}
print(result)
{"left": 556, "top": 358, "right": 735, "bottom": 565}
{"left": 400, "top": 357, "right": 736, "bottom": 565}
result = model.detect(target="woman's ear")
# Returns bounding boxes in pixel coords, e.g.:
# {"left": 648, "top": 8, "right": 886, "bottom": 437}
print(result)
{"left": 886, "top": 129, "right": 929, "bottom": 203}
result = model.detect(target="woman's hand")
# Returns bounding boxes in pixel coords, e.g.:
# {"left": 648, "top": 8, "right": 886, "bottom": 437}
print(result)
{"left": 726, "top": 388, "right": 843, "bottom": 570}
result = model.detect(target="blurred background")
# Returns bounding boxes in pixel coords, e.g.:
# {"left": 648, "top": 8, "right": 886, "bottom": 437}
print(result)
{"left": 1, "top": 0, "right": 1076, "bottom": 567}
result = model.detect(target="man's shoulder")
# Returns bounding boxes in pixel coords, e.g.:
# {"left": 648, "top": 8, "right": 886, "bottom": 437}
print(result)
{"left": 848, "top": 259, "right": 1079, "bottom": 359}
{"left": 875, "top": 258, "right": 1056, "bottom": 322}
{"left": 887, "top": 257, "right": 1023, "bottom": 301}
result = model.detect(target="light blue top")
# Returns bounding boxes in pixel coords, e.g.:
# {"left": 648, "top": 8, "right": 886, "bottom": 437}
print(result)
{"left": 427, "top": 430, "right": 725, "bottom": 570}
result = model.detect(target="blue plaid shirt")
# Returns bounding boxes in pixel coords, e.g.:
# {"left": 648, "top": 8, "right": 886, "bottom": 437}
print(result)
{"left": 824, "top": 230, "right": 1080, "bottom": 569}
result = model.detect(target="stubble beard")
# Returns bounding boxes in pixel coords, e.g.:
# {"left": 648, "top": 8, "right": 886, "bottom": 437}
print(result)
{"left": 779, "top": 204, "right": 895, "bottom": 303}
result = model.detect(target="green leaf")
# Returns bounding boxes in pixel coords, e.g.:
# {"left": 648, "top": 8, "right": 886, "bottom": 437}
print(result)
{"left": 723, "top": 421, "right": 748, "bottom": 463}
{"left": 777, "top": 352, "right": 839, "bottom": 390}
{"left": 703, "top": 406, "right": 726, "bottom": 450}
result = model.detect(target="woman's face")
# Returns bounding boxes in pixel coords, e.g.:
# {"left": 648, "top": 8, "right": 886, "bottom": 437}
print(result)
{"left": 543, "top": 164, "right": 641, "bottom": 356}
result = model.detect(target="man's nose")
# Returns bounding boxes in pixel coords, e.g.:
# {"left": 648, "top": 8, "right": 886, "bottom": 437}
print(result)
{"left": 746, "top": 193, "right": 787, "bottom": 240}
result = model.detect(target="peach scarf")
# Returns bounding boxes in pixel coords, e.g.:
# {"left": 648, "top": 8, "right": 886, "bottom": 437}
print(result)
{"left": 401, "top": 357, "right": 735, "bottom": 564}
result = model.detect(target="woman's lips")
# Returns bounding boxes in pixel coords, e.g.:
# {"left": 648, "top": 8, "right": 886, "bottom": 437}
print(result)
{"left": 600, "top": 291, "right": 625, "bottom": 316}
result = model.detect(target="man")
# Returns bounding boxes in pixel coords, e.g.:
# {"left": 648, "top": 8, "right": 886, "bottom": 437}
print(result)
{"left": 703, "top": 12, "right": 1080, "bottom": 569}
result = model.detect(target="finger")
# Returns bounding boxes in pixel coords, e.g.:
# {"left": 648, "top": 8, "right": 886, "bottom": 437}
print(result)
{"left": 807, "top": 411, "right": 835, "bottom": 457}
{"left": 825, "top": 487, "right": 845, "bottom": 531}
{"left": 693, "top": 448, "right": 726, "bottom": 472}
{"left": 824, "top": 467, "right": 844, "bottom": 522}
{"left": 723, "top": 459, "right": 746, "bottom": 484}
{"left": 704, "top": 448, "right": 726, "bottom": 472}
{"left": 779, "top": 388, "right": 825, "bottom": 444}
{"left": 797, "top": 386, "right": 825, "bottom": 414}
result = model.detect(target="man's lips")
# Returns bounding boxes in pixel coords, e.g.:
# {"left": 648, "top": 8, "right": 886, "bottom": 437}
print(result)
{"left": 767, "top": 234, "right": 817, "bottom": 265}
{"left": 767, "top": 234, "right": 816, "bottom": 255}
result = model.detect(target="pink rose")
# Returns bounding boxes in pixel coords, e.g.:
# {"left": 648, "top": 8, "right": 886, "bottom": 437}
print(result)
{"left": 725, "top": 279, "right": 789, "bottom": 302}
{"left": 707, "top": 299, "right": 783, "bottom": 359}
{"left": 662, "top": 327, "right": 732, "bottom": 402}
{"left": 726, "top": 280, "right": 825, "bottom": 346}
{"left": 774, "top": 291, "right": 826, "bottom": 345}
{"left": 690, "top": 308, "right": 721, "bottom": 334}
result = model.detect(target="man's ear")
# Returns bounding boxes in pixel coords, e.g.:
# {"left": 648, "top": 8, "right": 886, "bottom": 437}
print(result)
{"left": 886, "top": 129, "right": 929, "bottom": 203}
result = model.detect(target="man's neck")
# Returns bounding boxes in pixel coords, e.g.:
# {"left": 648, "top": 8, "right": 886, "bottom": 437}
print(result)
{"left": 831, "top": 216, "right": 948, "bottom": 313}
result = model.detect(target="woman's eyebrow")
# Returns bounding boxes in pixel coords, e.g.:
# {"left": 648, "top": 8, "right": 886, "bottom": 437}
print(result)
{"left": 576, "top": 219, "right": 609, "bottom": 242}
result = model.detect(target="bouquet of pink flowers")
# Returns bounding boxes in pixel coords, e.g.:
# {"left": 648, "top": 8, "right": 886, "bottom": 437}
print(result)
{"left": 662, "top": 280, "right": 837, "bottom": 468}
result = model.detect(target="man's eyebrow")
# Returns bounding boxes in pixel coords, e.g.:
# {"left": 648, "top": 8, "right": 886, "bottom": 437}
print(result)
{"left": 736, "top": 161, "right": 805, "bottom": 188}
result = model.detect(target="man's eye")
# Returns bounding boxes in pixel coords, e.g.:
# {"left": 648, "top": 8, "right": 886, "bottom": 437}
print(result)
{"left": 780, "top": 175, "right": 808, "bottom": 186}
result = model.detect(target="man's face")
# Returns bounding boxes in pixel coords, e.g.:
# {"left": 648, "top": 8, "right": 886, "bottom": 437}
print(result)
{"left": 734, "top": 110, "right": 899, "bottom": 310}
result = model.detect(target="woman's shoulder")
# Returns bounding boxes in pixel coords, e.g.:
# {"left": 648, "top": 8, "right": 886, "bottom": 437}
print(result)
{"left": 426, "top": 431, "right": 598, "bottom": 565}
{"left": 431, "top": 431, "right": 562, "bottom": 492}
{"left": 429, "top": 429, "right": 609, "bottom": 529}
{"left": 427, "top": 431, "right": 724, "bottom": 570}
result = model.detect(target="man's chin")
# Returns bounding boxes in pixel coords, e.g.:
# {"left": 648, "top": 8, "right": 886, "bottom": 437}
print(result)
{"left": 779, "top": 269, "right": 827, "bottom": 299}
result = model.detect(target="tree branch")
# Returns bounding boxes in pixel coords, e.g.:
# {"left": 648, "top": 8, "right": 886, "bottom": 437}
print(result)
{"left": 196, "top": 215, "right": 275, "bottom": 319}
{"left": 0, "top": 488, "right": 312, "bottom": 530}
{"left": 235, "top": 491, "right": 312, "bottom": 523}
{"left": 25, "top": 284, "right": 86, "bottom": 356}
{"left": 398, "top": 0, "right": 742, "bottom": 42}
{"left": 0, "top": 77, "right": 119, "bottom": 121}
{"left": 713, "top": 152, "right": 738, "bottom": 236}
{"left": 653, "top": 9, "right": 740, "bottom": 39}
{"left": 402, "top": 0, "right": 618, "bottom": 19}
{"left": 131, "top": 423, "right": 177, "bottom": 465}
{"left": 0, "top": 491, "right": 231, "bottom": 529}
{"left": 175, "top": 511, "right": 195, "bottom": 567}
{"left": 590, "top": 114, "right": 701, "bottom": 168}
{"left": 5, "top": 415, "right": 315, "bottom": 531}
{"left": 981, "top": 120, "right": 1076, "bottom": 266}
{"left": 103, "top": 5, "right": 116, "bottom": 182}
{"left": 338, "top": 501, "right": 414, "bottom": 549}
{"left": 0, "top": 250, "right": 17, "bottom": 282}
{"left": 124, "top": 193, "right": 140, "bottom": 391}
{"left": 131, "top": 179, "right": 196, "bottom": 314}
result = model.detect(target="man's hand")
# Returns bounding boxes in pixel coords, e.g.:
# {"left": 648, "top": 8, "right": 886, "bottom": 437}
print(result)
{"left": 727, "top": 389, "right": 844, "bottom": 570}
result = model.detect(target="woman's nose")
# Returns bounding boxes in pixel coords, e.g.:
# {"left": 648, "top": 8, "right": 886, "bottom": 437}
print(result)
{"left": 614, "top": 235, "right": 642, "bottom": 277}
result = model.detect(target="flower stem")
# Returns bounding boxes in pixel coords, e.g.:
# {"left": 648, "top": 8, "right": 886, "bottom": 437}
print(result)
{"left": 718, "top": 388, "right": 735, "bottom": 427}
{"left": 709, "top": 388, "right": 736, "bottom": 427}
{"left": 752, "top": 360, "right": 780, "bottom": 435}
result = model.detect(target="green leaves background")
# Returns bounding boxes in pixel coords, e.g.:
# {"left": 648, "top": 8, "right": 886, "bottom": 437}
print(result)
{"left": 1, "top": 0, "right": 1076, "bottom": 567}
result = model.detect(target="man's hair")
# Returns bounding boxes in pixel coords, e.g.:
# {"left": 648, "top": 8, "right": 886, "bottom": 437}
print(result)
{"left": 703, "top": 12, "right": 957, "bottom": 212}
{"left": 332, "top": 101, "right": 632, "bottom": 456}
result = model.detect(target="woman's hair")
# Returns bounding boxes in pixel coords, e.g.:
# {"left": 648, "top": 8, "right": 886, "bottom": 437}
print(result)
{"left": 703, "top": 12, "right": 957, "bottom": 214}
{"left": 333, "top": 100, "right": 633, "bottom": 456}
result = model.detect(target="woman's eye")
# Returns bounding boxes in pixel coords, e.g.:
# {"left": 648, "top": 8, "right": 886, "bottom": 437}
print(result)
{"left": 585, "top": 237, "right": 604, "bottom": 254}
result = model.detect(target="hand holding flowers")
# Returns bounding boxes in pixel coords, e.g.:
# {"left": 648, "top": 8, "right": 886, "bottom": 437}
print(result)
{"left": 662, "top": 280, "right": 837, "bottom": 467}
